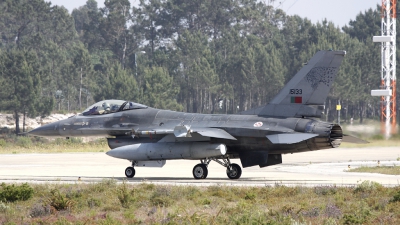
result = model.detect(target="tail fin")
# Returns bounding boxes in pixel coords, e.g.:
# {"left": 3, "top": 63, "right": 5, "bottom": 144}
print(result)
{"left": 241, "top": 50, "right": 346, "bottom": 118}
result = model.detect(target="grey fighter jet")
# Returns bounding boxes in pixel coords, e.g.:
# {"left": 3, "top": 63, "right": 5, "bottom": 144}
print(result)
{"left": 29, "top": 50, "right": 361, "bottom": 180}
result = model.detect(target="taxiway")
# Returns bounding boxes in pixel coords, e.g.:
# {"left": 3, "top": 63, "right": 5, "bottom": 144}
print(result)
{"left": 0, "top": 147, "right": 399, "bottom": 186}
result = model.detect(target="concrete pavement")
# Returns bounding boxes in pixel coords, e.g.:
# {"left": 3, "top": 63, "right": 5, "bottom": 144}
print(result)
{"left": 0, "top": 147, "right": 399, "bottom": 186}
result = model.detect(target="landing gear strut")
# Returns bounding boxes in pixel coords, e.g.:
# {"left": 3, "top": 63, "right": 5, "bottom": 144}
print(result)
{"left": 191, "top": 157, "right": 242, "bottom": 180}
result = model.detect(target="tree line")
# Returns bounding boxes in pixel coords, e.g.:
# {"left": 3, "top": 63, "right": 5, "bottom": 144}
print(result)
{"left": 0, "top": 0, "right": 396, "bottom": 134}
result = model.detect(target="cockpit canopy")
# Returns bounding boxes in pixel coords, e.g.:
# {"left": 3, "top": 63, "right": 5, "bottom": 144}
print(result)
{"left": 82, "top": 100, "right": 147, "bottom": 116}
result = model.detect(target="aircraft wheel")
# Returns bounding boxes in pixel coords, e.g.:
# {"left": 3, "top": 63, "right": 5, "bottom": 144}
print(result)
{"left": 192, "top": 164, "right": 208, "bottom": 179}
{"left": 226, "top": 163, "right": 242, "bottom": 179}
{"left": 125, "top": 166, "right": 135, "bottom": 178}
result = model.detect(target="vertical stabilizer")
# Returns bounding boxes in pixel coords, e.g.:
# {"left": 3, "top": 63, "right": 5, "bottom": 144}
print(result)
{"left": 241, "top": 50, "right": 346, "bottom": 118}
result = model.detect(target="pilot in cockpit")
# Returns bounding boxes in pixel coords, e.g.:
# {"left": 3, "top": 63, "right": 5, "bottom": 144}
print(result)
{"left": 100, "top": 102, "right": 111, "bottom": 114}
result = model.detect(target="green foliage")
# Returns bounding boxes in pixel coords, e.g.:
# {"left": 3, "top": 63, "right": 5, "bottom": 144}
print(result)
{"left": 0, "top": 201, "right": 10, "bottom": 212}
{"left": 201, "top": 198, "right": 211, "bottom": 205}
{"left": 314, "top": 186, "right": 337, "bottom": 196}
{"left": 1, "top": 182, "right": 400, "bottom": 223}
{"left": 150, "top": 186, "right": 172, "bottom": 207}
{"left": 142, "top": 67, "right": 183, "bottom": 111}
{"left": 45, "top": 189, "right": 75, "bottom": 211}
{"left": 244, "top": 191, "right": 257, "bottom": 200}
{"left": 342, "top": 201, "right": 371, "bottom": 224}
{"left": 390, "top": 190, "right": 400, "bottom": 203}
{"left": 29, "top": 203, "right": 51, "bottom": 218}
{"left": 354, "top": 180, "right": 383, "bottom": 193}
{"left": 0, "top": 139, "right": 7, "bottom": 147}
{"left": 87, "top": 198, "right": 101, "bottom": 208}
{"left": 0, "top": 183, "right": 33, "bottom": 202}
{"left": 117, "top": 182, "right": 135, "bottom": 208}
{"left": 54, "top": 137, "right": 83, "bottom": 145}
{"left": 371, "top": 134, "right": 384, "bottom": 140}
{"left": 15, "top": 136, "right": 32, "bottom": 148}
{"left": 0, "top": 0, "right": 391, "bottom": 124}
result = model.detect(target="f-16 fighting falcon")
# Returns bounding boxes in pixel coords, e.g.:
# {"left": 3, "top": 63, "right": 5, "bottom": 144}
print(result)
{"left": 29, "top": 50, "right": 363, "bottom": 180}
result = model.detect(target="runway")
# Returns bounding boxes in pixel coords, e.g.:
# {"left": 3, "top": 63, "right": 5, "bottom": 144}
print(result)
{"left": 0, "top": 147, "right": 399, "bottom": 186}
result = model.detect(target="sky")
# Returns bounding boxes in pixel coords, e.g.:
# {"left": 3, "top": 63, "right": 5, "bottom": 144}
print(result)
{"left": 50, "top": 0, "right": 380, "bottom": 28}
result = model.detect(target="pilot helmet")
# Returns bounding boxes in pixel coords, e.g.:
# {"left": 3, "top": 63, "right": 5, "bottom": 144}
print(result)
{"left": 102, "top": 102, "right": 111, "bottom": 110}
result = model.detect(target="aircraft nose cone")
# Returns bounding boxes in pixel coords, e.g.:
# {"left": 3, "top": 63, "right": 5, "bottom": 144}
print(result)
{"left": 106, "top": 149, "right": 122, "bottom": 159}
{"left": 28, "top": 122, "right": 60, "bottom": 137}
{"left": 106, "top": 146, "right": 132, "bottom": 159}
{"left": 106, "top": 151, "right": 113, "bottom": 157}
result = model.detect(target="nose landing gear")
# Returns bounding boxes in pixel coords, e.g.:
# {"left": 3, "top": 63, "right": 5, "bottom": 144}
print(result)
{"left": 125, "top": 166, "right": 135, "bottom": 178}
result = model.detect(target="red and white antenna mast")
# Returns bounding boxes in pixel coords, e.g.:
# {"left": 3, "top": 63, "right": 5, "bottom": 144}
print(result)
{"left": 372, "top": 0, "right": 397, "bottom": 138}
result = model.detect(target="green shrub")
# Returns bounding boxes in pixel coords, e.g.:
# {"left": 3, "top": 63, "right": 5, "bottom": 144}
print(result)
{"left": 88, "top": 179, "right": 117, "bottom": 193}
{"left": 354, "top": 180, "right": 383, "bottom": 193}
{"left": 16, "top": 136, "right": 32, "bottom": 148}
{"left": 201, "top": 198, "right": 211, "bottom": 205}
{"left": 314, "top": 186, "right": 337, "bottom": 196}
{"left": 342, "top": 201, "right": 371, "bottom": 224}
{"left": 0, "top": 201, "right": 10, "bottom": 212}
{"left": 244, "top": 191, "right": 257, "bottom": 200}
{"left": 0, "top": 139, "right": 7, "bottom": 147}
{"left": 0, "top": 183, "right": 34, "bottom": 202}
{"left": 29, "top": 203, "right": 51, "bottom": 218}
{"left": 389, "top": 133, "right": 400, "bottom": 140}
{"left": 118, "top": 183, "right": 135, "bottom": 208}
{"left": 54, "top": 137, "right": 83, "bottom": 146}
{"left": 390, "top": 190, "right": 400, "bottom": 203}
{"left": 371, "top": 134, "right": 384, "bottom": 140}
{"left": 45, "top": 189, "right": 75, "bottom": 211}
{"left": 342, "top": 214, "right": 363, "bottom": 225}
{"left": 150, "top": 187, "right": 172, "bottom": 207}
{"left": 87, "top": 198, "right": 101, "bottom": 208}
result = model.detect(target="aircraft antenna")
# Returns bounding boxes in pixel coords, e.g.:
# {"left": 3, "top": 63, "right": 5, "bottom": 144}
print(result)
{"left": 372, "top": 0, "right": 397, "bottom": 138}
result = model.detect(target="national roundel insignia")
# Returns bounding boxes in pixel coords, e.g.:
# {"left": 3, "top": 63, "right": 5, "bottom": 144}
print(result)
{"left": 253, "top": 122, "right": 263, "bottom": 127}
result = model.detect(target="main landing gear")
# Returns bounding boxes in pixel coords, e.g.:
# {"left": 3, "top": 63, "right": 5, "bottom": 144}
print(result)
{"left": 192, "top": 157, "right": 242, "bottom": 180}
{"left": 123, "top": 158, "right": 242, "bottom": 180}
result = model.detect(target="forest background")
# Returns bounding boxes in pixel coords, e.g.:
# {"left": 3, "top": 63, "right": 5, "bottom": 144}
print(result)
{"left": 0, "top": 0, "right": 394, "bottom": 134}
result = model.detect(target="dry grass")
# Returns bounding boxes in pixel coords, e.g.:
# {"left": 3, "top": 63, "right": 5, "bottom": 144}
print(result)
{"left": 348, "top": 165, "right": 400, "bottom": 175}
{"left": 1, "top": 180, "right": 400, "bottom": 224}
{"left": 0, "top": 143, "right": 109, "bottom": 154}
{"left": 341, "top": 139, "right": 400, "bottom": 148}
{"left": 0, "top": 136, "right": 109, "bottom": 154}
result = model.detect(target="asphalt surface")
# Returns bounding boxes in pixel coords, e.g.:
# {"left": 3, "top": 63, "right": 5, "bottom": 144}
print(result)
{"left": 1, "top": 147, "right": 400, "bottom": 186}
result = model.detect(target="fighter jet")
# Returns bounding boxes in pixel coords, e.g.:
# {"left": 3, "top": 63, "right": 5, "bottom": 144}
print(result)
{"left": 29, "top": 50, "right": 361, "bottom": 179}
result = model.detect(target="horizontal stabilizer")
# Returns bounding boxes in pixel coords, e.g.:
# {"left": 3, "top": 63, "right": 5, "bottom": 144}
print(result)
{"left": 266, "top": 133, "right": 318, "bottom": 144}
{"left": 342, "top": 135, "right": 369, "bottom": 144}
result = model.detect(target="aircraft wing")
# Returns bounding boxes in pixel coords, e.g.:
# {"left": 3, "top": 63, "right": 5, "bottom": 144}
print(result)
{"left": 134, "top": 125, "right": 237, "bottom": 141}
{"left": 191, "top": 127, "right": 237, "bottom": 140}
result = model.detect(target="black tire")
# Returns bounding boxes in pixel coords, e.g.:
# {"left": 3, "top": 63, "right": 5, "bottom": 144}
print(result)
{"left": 192, "top": 164, "right": 208, "bottom": 179}
{"left": 226, "top": 163, "right": 242, "bottom": 179}
{"left": 125, "top": 166, "right": 135, "bottom": 178}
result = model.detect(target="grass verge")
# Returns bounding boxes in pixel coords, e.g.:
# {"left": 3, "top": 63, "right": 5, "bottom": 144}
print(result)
{"left": 0, "top": 180, "right": 400, "bottom": 224}
{"left": 348, "top": 165, "right": 400, "bottom": 175}
{"left": 0, "top": 134, "right": 109, "bottom": 154}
